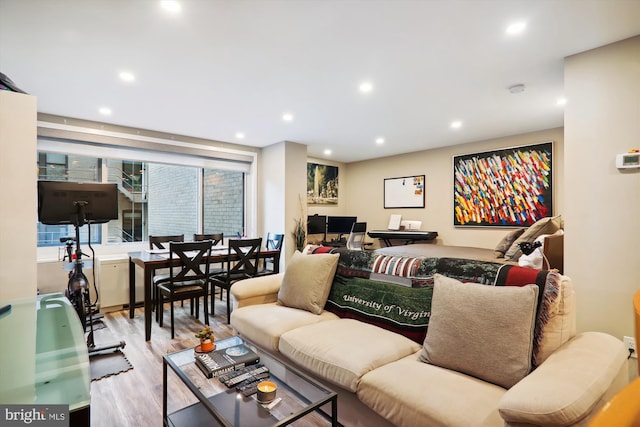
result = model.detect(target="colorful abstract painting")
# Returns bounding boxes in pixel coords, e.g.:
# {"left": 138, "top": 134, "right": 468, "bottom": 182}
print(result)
{"left": 453, "top": 142, "right": 553, "bottom": 226}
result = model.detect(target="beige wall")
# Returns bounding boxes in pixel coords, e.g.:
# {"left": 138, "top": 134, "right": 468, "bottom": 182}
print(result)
{"left": 0, "top": 91, "right": 38, "bottom": 300}
{"left": 343, "top": 128, "right": 564, "bottom": 250}
{"left": 565, "top": 36, "right": 640, "bottom": 340}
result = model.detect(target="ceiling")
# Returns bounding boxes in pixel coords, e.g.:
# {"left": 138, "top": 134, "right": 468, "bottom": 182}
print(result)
{"left": 1, "top": 0, "right": 640, "bottom": 163}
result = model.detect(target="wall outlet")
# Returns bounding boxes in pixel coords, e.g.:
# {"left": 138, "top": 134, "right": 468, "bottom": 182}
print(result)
{"left": 623, "top": 336, "right": 637, "bottom": 358}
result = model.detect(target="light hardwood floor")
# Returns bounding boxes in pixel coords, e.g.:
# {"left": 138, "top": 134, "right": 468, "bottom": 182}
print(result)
{"left": 89, "top": 298, "right": 332, "bottom": 427}
{"left": 90, "top": 299, "right": 234, "bottom": 427}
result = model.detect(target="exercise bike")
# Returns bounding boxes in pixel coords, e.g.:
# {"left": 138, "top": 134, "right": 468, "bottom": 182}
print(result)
{"left": 63, "top": 201, "right": 125, "bottom": 356}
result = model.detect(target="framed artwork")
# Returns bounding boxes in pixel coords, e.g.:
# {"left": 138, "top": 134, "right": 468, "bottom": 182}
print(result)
{"left": 384, "top": 175, "right": 425, "bottom": 208}
{"left": 453, "top": 141, "right": 553, "bottom": 226}
{"left": 307, "top": 162, "right": 338, "bottom": 205}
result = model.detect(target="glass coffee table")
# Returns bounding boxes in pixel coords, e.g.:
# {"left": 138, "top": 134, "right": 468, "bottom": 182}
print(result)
{"left": 163, "top": 335, "right": 338, "bottom": 426}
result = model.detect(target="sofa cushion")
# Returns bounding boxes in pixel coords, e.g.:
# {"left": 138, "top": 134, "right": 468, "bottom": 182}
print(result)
{"left": 499, "top": 332, "right": 628, "bottom": 426}
{"left": 279, "top": 319, "right": 421, "bottom": 392}
{"left": 277, "top": 250, "right": 339, "bottom": 314}
{"left": 419, "top": 275, "right": 539, "bottom": 389}
{"left": 494, "top": 228, "right": 525, "bottom": 258}
{"left": 505, "top": 215, "right": 563, "bottom": 261}
{"left": 358, "top": 352, "right": 506, "bottom": 427}
{"left": 536, "top": 275, "right": 576, "bottom": 364}
{"left": 230, "top": 303, "right": 339, "bottom": 352}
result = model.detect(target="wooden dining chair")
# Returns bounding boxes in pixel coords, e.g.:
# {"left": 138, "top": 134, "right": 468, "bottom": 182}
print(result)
{"left": 156, "top": 240, "right": 213, "bottom": 338}
{"left": 149, "top": 234, "right": 184, "bottom": 250}
{"left": 194, "top": 233, "right": 225, "bottom": 300}
{"left": 150, "top": 235, "right": 185, "bottom": 318}
{"left": 257, "top": 232, "right": 284, "bottom": 276}
{"left": 209, "top": 238, "right": 262, "bottom": 323}
{"left": 193, "top": 233, "right": 224, "bottom": 246}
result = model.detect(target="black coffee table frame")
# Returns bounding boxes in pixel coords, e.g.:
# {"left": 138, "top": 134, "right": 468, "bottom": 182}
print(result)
{"left": 163, "top": 336, "right": 338, "bottom": 427}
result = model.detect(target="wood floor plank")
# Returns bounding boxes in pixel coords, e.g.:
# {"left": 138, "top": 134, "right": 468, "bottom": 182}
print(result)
{"left": 89, "top": 299, "right": 331, "bottom": 426}
{"left": 90, "top": 299, "right": 234, "bottom": 427}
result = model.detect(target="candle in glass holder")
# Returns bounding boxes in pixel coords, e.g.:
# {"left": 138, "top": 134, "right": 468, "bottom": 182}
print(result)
{"left": 256, "top": 381, "right": 277, "bottom": 403}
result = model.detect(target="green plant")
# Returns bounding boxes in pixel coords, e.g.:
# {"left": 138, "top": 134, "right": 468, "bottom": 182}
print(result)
{"left": 292, "top": 194, "right": 307, "bottom": 251}
{"left": 195, "top": 324, "right": 214, "bottom": 341}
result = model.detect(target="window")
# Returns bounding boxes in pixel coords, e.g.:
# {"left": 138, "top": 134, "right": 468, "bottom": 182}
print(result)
{"left": 36, "top": 152, "right": 103, "bottom": 247}
{"left": 37, "top": 152, "right": 246, "bottom": 247}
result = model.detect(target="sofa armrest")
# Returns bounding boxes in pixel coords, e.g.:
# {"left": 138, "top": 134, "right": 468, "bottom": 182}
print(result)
{"left": 230, "top": 273, "right": 284, "bottom": 309}
{"left": 498, "top": 332, "right": 627, "bottom": 426}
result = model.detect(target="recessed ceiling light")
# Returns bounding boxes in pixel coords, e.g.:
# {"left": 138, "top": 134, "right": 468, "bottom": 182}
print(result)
{"left": 98, "top": 107, "right": 112, "bottom": 116}
{"left": 235, "top": 132, "right": 245, "bottom": 139}
{"left": 119, "top": 71, "right": 135, "bottom": 82}
{"left": 375, "top": 137, "right": 385, "bottom": 145}
{"left": 282, "top": 113, "right": 294, "bottom": 122}
{"left": 506, "top": 21, "right": 527, "bottom": 35}
{"left": 160, "top": 1, "right": 182, "bottom": 13}
{"left": 556, "top": 97, "right": 568, "bottom": 106}
{"left": 450, "top": 120, "right": 462, "bottom": 129}
{"left": 359, "top": 82, "right": 373, "bottom": 93}
{"left": 324, "top": 149, "right": 332, "bottom": 156}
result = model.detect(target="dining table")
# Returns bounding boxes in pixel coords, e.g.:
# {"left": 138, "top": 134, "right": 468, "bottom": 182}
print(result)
{"left": 128, "top": 247, "right": 281, "bottom": 341}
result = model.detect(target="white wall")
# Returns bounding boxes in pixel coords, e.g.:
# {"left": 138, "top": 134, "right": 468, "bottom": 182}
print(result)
{"left": 344, "top": 128, "right": 564, "bottom": 249}
{"left": 0, "top": 91, "right": 38, "bottom": 300}
{"left": 564, "top": 35, "right": 640, "bottom": 340}
{"left": 259, "top": 140, "right": 307, "bottom": 264}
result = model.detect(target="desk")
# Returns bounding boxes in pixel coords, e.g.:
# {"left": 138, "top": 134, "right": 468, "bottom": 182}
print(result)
{"left": 128, "top": 249, "right": 281, "bottom": 341}
{"left": 367, "top": 230, "right": 438, "bottom": 247}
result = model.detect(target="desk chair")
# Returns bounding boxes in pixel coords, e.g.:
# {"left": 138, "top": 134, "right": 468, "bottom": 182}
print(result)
{"left": 156, "top": 240, "right": 212, "bottom": 339}
{"left": 209, "top": 238, "right": 262, "bottom": 323}
{"left": 346, "top": 222, "right": 371, "bottom": 250}
{"left": 257, "top": 232, "right": 284, "bottom": 276}
{"left": 588, "top": 289, "right": 640, "bottom": 426}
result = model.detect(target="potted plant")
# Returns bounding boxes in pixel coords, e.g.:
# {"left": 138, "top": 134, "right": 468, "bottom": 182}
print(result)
{"left": 291, "top": 194, "right": 307, "bottom": 252}
{"left": 195, "top": 325, "right": 215, "bottom": 352}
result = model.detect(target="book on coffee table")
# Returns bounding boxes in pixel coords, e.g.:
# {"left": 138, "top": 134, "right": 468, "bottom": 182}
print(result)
{"left": 194, "top": 344, "right": 259, "bottom": 378}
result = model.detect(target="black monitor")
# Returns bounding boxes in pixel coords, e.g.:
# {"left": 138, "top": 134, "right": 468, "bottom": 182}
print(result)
{"left": 307, "top": 214, "right": 327, "bottom": 235}
{"left": 327, "top": 216, "right": 357, "bottom": 235}
{"left": 38, "top": 181, "right": 119, "bottom": 225}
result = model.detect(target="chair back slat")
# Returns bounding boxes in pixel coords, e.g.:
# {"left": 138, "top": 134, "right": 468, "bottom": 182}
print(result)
{"left": 266, "top": 233, "right": 284, "bottom": 250}
{"left": 227, "top": 238, "right": 262, "bottom": 277}
{"left": 194, "top": 233, "right": 224, "bottom": 246}
{"left": 169, "top": 241, "right": 213, "bottom": 283}
{"left": 149, "top": 234, "right": 184, "bottom": 250}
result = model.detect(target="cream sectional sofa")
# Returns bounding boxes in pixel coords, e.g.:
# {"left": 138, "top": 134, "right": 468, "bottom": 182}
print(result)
{"left": 230, "top": 250, "right": 628, "bottom": 427}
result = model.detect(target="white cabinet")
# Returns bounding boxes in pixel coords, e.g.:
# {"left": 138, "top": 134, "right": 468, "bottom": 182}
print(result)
{"left": 97, "top": 256, "right": 143, "bottom": 310}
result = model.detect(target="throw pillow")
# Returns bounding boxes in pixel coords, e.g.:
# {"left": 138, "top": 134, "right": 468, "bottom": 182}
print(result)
{"left": 419, "top": 274, "right": 539, "bottom": 389}
{"left": 504, "top": 215, "right": 563, "bottom": 261}
{"left": 277, "top": 250, "right": 339, "bottom": 315}
{"left": 494, "top": 228, "right": 525, "bottom": 258}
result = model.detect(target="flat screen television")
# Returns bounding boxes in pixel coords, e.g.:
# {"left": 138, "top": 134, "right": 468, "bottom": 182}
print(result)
{"left": 307, "top": 214, "right": 327, "bottom": 235}
{"left": 326, "top": 216, "right": 357, "bottom": 235}
{"left": 38, "top": 181, "right": 119, "bottom": 225}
